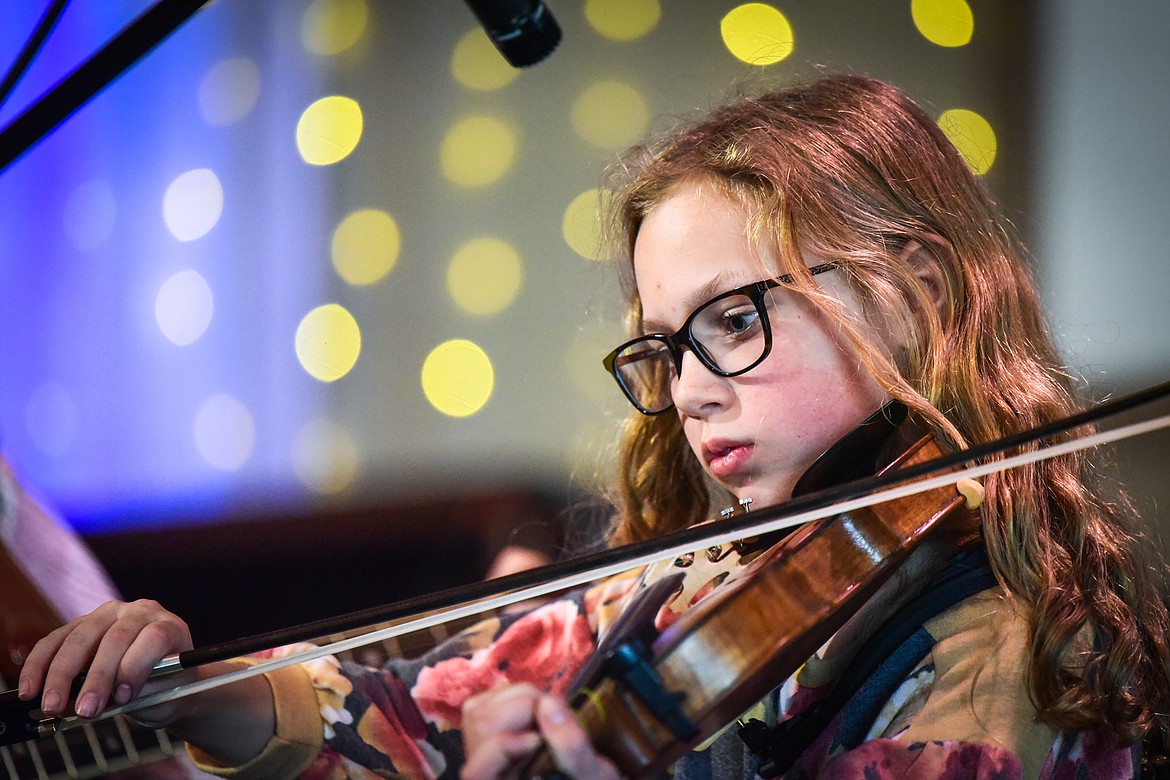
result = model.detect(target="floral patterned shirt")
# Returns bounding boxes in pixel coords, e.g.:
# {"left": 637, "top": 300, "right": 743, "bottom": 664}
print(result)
{"left": 188, "top": 562, "right": 1137, "bottom": 779}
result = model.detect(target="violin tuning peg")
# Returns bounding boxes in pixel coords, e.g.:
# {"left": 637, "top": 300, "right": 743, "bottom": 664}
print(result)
{"left": 706, "top": 545, "right": 733, "bottom": 563}
{"left": 719, "top": 497, "right": 754, "bottom": 519}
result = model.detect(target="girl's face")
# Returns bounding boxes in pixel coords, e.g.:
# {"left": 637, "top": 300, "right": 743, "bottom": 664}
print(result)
{"left": 632, "top": 183, "right": 891, "bottom": 508}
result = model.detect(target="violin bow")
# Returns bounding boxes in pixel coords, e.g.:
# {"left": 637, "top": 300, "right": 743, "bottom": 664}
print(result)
{"left": 3, "top": 379, "right": 1170, "bottom": 743}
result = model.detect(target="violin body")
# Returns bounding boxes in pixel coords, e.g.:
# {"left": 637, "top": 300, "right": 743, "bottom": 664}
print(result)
{"left": 528, "top": 424, "right": 973, "bottom": 778}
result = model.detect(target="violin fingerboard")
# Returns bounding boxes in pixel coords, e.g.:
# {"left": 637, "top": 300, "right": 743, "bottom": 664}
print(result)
{"left": 0, "top": 714, "right": 184, "bottom": 779}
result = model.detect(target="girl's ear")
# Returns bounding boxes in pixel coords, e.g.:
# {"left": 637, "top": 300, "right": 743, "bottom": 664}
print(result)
{"left": 899, "top": 238, "right": 951, "bottom": 321}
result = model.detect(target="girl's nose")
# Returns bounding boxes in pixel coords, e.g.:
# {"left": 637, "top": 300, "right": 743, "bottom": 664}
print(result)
{"left": 671, "top": 350, "right": 730, "bottom": 417}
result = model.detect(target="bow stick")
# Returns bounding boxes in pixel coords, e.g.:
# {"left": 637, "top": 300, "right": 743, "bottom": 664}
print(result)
{"left": 5, "top": 379, "right": 1170, "bottom": 742}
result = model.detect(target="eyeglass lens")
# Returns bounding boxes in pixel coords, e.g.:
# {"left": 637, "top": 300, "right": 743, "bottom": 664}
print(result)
{"left": 613, "top": 289, "right": 769, "bottom": 413}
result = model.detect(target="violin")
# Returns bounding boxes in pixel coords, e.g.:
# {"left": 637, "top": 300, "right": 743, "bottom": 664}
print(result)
{"left": 520, "top": 402, "right": 981, "bottom": 778}
{"left": 517, "top": 379, "right": 1170, "bottom": 777}
{"left": 1, "top": 384, "right": 1168, "bottom": 777}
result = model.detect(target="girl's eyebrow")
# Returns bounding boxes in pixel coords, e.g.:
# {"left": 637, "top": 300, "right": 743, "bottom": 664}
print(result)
{"left": 640, "top": 272, "right": 755, "bottom": 334}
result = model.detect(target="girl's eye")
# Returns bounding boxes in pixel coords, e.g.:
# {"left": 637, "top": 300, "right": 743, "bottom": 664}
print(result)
{"left": 722, "top": 306, "right": 760, "bottom": 335}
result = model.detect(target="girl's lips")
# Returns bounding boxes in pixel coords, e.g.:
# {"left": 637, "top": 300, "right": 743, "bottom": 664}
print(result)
{"left": 706, "top": 441, "right": 753, "bottom": 480}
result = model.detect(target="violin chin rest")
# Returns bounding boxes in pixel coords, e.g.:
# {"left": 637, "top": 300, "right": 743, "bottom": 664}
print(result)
{"left": 790, "top": 400, "right": 910, "bottom": 497}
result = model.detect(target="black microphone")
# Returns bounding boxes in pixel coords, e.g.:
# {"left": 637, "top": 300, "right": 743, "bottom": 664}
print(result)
{"left": 462, "top": 0, "right": 562, "bottom": 68}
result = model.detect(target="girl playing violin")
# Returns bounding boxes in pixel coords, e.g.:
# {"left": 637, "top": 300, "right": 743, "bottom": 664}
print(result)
{"left": 18, "top": 74, "right": 1170, "bottom": 779}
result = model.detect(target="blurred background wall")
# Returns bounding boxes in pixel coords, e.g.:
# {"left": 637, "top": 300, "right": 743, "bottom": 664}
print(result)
{"left": 0, "top": 0, "right": 1166, "bottom": 639}
{"left": 1031, "top": 1, "right": 1170, "bottom": 541}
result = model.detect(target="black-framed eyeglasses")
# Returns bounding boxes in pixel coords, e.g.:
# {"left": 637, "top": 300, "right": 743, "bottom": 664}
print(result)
{"left": 602, "top": 263, "right": 837, "bottom": 415}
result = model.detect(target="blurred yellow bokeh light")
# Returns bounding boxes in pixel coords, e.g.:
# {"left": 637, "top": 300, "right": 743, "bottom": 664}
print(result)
{"left": 911, "top": 0, "right": 974, "bottom": 48}
{"left": 572, "top": 81, "right": 649, "bottom": 150}
{"left": 585, "top": 0, "right": 661, "bottom": 41}
{"left": 562, "top": 188, "right": 610, "bottom": 261}
{"left": 452, "top": 28, "right": 520, "bottom": 90}
{"left": 440, "top": 115, "right": 516, "bottom": 187}
{"left": 448, "top": 237, "right": 523, "bottom": 316}
{"left": 295, "top": 303, "right": 362, "bottom": 382}
{"left": 567, "top": 325, "right": 625, "bottom": 405}
{"left": 938, "top": 108, "right": 997, "bottom": 174}
{"left": 721, "top": 4, "right": 794, "bottom": 66}
{"left": 292, "top": 417, "right": 360, "bottom": 494}
{"left": 421, "top": 339, "right": 494, "bottom": 418}
{"left": 300, "top": 0, "right": 369, "bottom": 56}
{"left": 332, "top": 208, "right": 401, "bottom": 285}
{"left": 296, "top": 96, "right": 364, "bottom": 165}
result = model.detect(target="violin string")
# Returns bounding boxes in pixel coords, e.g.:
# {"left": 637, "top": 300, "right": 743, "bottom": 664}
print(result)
{"left": 57, "top": 409, "right": 1170, "bottom": 731}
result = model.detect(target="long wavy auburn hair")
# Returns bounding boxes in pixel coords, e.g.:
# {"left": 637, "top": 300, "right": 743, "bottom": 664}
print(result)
{"left": 601, "top": 74, "right": 1170, "bottom": 750}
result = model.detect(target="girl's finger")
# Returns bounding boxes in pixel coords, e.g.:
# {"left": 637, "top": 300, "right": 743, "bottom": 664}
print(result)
{"left": 536, "top": 696, "right": 620, "bottom": 780}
